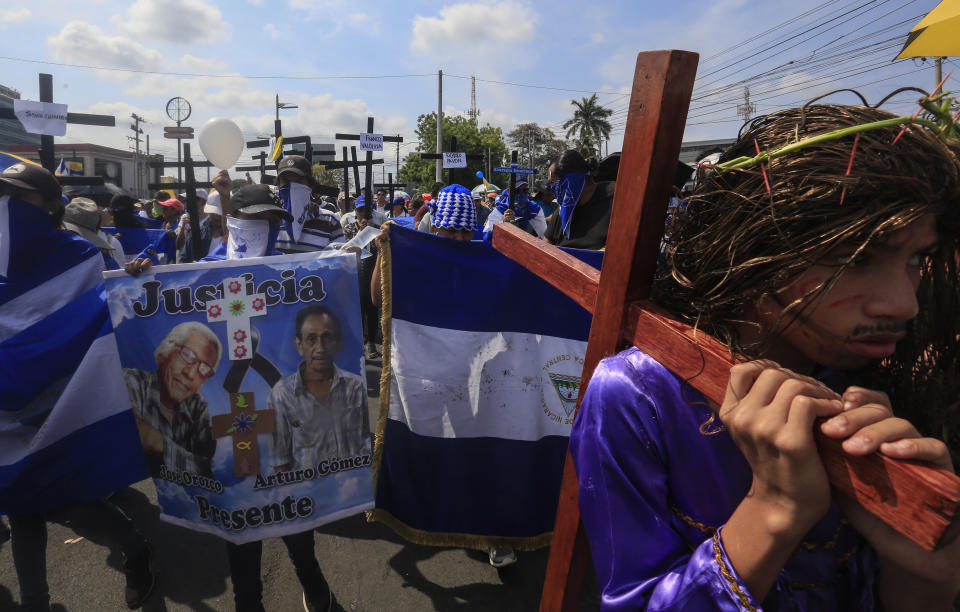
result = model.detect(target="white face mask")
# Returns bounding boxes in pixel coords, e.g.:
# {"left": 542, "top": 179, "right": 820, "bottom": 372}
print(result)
{"left": 226, "top": 216, "right": 270, "bottom": 259}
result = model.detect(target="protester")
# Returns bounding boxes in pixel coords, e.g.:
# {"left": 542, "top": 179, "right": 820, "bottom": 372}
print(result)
{"left": 570, "top": 104, "right": 960, "bottom": 610}
{"left": 374, "top": 188, "right": 389, "bottom": 217}
{"left": 531, "top": 184, "right": 557, "bottom": 222}
{"left": 62, "top": 197, "right": 122, "bottom": 269}
{"left": 414, "top": 182, "right": 444, "bottom": 227}
{"left": 543, "top": 149, "right": 614, "bottom": 249}
{"left": 473, "top": 192, "right": 490, "bottom": 227}
{"left": 203, "top": 189, "right": 227, "bottom": 256}
{"left": 405, "top": 195, "right": 421, "bottom": 217}
{"left": 389, "top": 195, "right": 408, "bottom": 218}
{"left": 482, "top": 181, "right": 547, "bottom": 238}
{"left": 0, "top": 163, "right": 156, "bottom": 611}
{"left": 110, "top": 193, "right": 146, "bottom": 229}
{"left": 176, "top": 188, "right": 212, "bottom": 262}
{"left": 128, "top": 197, "right": 184, "bottom": 266}
{"left": 274, "top": 156, "right": 345, "bottom": 253}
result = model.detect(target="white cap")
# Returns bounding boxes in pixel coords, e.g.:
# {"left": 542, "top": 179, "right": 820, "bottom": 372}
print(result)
{"left": 203, "top": 191, "right": 223, "bottom": 215}
{"left": 178, "top": 188, "right": 209, "bottom": 201}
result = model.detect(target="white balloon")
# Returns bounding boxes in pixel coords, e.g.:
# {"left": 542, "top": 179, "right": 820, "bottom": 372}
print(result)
{"left": 197, "top": 118, "right": 244, "bottom": 170}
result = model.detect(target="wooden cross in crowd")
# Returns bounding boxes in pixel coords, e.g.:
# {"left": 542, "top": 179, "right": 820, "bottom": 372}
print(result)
{"left": 417, "top": 136, "right": 485, "bottom": 186}
{"left": 146, "top": 144, "right": 213, "bottom": 262}
{"left": 335, "top": 118, "right": 403, "bottom": 200}
{"left": 374, "top": 173, "right": 406, "bottom": 203}
{"left": 322, "top": 146, "right": 384, "bottom": 199}
{"left": 235, "top": 151, "right": 270, "bottom": 182}
{"left": 0, "top": 73, "right": 116, "bottom": 172}
{"left": 490, "top": 50, "right": 960, "bottom": 611}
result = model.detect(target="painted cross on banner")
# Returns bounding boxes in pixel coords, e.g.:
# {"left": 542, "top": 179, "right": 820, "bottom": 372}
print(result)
{"left": 211, "top": 392, "right": 275, "bottom": 477}
{"left": 205, "top": 277, "right": 268, "bottom": 360}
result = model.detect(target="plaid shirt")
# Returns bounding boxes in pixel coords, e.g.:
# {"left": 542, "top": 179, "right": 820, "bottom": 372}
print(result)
{"left": 123, "top": 368, "right": 216, "bottom": 477}
{"left": 269, "top": 363, "right": 369, "bottom": 471}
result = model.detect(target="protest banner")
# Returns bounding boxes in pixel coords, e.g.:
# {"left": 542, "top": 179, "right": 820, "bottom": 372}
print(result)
{"left": 371, "top": 226, "right": 602, "bottom": 549}
{"left": 104, "top": 251, "right": 373, "bottom": 544}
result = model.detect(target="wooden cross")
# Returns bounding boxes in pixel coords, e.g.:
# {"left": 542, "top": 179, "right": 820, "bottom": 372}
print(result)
{"left": 147, "top": 144, "right": 212, "bottom": 261}
{"left": 490, "top": 50, "right": 960, "bottom": 612}
{"left": 417, "top": 136, "right": 485, "bottom": 186}
{"left": 492, "top": 150, "right": 537, "bottom": 207}
{"left": 374, "top": 173, "right": 406, "bottom": 204}
{"left": 335, "top": 117, "right": 403, "bottom": 200}
{"left": 235, "top": 151, "right": 269, "bottom": 180}
{"left": 205, "top": 276, "right": 268, "bottom": 361}
{"left": 211, "top": 391, "right": 275, "bottom": 477}
{"left": 0, "top": 73, "right": 116, "bottom": 172}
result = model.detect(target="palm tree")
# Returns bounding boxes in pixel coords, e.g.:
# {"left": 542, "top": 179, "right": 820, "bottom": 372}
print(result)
{"left": 562, "top": 94, "right": 613, "bottom": 158}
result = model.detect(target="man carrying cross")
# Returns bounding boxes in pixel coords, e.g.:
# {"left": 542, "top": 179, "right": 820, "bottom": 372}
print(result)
{"left": 569, "top": 103, "right": 960, "bottom": 610}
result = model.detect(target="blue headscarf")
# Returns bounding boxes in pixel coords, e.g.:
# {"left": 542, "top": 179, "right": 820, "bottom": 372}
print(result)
{"left": 354, "top": 195, "right": 367, "bottom": 208}
{"left": 494, "top": 188, "right": 541, "bottom": 230}
{"left": 553, "top": 171, "right": 587, "bottom": 239}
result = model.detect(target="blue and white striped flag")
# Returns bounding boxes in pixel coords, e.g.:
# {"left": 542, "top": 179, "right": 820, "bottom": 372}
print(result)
{"left": 0, "top": 195, "right": 146, "bottom": 514}
{"left": 371, "top": 226, "right": 601, "bottom": 548}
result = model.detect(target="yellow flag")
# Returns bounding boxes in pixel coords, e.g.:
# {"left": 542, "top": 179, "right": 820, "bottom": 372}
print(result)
{"left": 269, "top": 136, "right": 284, "bottom": 162}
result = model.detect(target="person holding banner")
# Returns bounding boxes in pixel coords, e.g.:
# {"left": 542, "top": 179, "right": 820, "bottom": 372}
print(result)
{"left": 0, "top": 163, "right": 156, "bottom": 611}
{"left": 569, "top": 104, "right": 960, "bottom": 611}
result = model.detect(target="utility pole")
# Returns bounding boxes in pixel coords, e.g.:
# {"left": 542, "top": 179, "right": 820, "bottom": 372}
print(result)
{"left": 469, "top": 75, "right": 479, "bottom": 124}
{"left": 436, "top": 69, "right": 443, "bottom": 182}
{"left": 736, "top": 86, "right": 756, "bottom": 123}
{"left": 936, "top": 57, "right": 943, "bottom": 88}
{"left": 130, "top": 113, "right": 144, "bottom": 197}
{"left": 396, "top": 134, "right": 401, "bottom": 184}
{"left": 275, "top": 93, "right": 298, "bottom": 121}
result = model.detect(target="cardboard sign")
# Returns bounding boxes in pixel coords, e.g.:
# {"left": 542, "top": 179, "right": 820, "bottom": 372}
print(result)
{"left": 359, "top": 133, "right": 384, "bottom": 151}
{"left": 442, "top": 152, "right": 467, "bottom": 168}
{"left": 13, "top": 100, "right": 68, "bottom": 136}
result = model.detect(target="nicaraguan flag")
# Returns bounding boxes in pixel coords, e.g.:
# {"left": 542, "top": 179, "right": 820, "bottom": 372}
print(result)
{"left": 0, "top": 195, "right": 147, "bottom": 514}
{"left": 102, "top": 226, "right": 167, "bottom": 262}
{"left": 371, "top": 225, "right": 601, "bottom": 549}
{"left": 55, "top": 157, "right": 67, "bottom": 176}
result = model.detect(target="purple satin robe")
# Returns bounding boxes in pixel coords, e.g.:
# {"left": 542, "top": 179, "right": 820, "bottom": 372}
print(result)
{"left": 570, "top": 348, "right": 877, "bottom": 611}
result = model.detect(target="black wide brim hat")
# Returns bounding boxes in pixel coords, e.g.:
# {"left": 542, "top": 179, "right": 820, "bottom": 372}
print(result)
{"left": 229, "top": 184, "right": 294, "bottom": 221}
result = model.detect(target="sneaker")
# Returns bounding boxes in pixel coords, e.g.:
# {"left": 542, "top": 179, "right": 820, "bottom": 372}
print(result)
{"left": 123, "top": 542, "right": 156, "bottom": 609}
{"left": 302, "top": 587, "right": 332, "bottom": 612}
{"left": 488, "top": 546, "right": 518, "bottom": 568}
{"left": 302, "top": 569, "right": 332, "bottom": 612}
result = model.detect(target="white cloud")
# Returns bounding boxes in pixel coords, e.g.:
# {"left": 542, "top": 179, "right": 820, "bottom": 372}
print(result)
{"left": 263, "top": 23, "right": 282, "bottom": 40}
{"left": 47, "top": 21, "right": 165, "bottom": 80}
{"left": 410, "top": 2, "right": 537, "bottom": 58}
{"left": 0, "top": 8, "right": 31, "bottom": 28}
{"left": 112, "top": 0, "right": 225, "bottom": 44}
{"left": 179, "top": 54, "right": 228, "bottom": 74}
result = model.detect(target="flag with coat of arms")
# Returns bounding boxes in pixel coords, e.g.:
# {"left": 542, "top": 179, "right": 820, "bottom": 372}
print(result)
{"left": 370, "top": 225, "right": 601, "bottom": 549}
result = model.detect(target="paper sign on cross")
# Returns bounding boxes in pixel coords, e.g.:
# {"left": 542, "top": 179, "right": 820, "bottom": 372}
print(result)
{"left": 205, "top": 277, "right": 268, "bottom": 361}
{"left": 211, "top": 391, "right": 275, "bottom": 477}
{"left": 491, "top": 50, "right": 960, "bottom": 611}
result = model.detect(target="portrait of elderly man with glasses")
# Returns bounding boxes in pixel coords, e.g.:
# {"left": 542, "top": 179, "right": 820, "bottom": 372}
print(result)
{"left": 123, "top": 321, "right": 222, "bottom": 478}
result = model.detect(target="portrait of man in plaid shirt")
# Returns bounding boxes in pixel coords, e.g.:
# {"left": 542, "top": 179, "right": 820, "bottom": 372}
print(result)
{"left": 123, "top": 321, "right": 221, "bottom": 478}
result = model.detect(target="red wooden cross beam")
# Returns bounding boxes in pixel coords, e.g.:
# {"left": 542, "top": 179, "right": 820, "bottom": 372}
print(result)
{"left": 491, "top": 50, "right": 960, "bottom": 612}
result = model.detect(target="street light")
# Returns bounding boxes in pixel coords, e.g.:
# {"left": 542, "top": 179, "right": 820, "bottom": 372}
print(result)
{"left": 275, "top": 94, "right": 298, "bottom": 120}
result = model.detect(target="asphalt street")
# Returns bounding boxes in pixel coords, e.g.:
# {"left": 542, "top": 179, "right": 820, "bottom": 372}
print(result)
{"left": 0, "top": 360, "right": 601, "bottom": 611}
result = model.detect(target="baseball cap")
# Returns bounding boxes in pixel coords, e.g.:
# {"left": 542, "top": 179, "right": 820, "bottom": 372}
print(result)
{"left": 177, "top": 188, "right": 209, "bottom": 201}
{"left": 228, "top": 184, "right": 294, "bottom": 221}
{"left": 0, "top": 163, "right": 62, "bottom": 202}
{"left": 63, "top": 198, "right": 112, "bottom": 249}
{"left": 203, "top": 191, "right": 223, "bottom": 215}
{"left": 276, "top": 155, "right": 311, "bottom": 179}
{"left": 109, "top": 193, "right": 137, "bottom": 213}
{"left": 159, "top": 198, "right": 184, "bottom": 213}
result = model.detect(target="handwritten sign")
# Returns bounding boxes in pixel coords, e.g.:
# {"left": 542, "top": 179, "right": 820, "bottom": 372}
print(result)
{"left": 13, "top": 100, "right": 68, "bottom": 136}
{"left": 442, "top": 152, "right": 467, "bottom": 168}
{"left": 359, "top": 133, "right": 384, "bottom": 151}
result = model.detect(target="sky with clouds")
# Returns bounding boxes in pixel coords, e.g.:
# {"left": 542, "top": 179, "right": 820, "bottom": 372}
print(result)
{"left": 0, "top": 0, "right": 948, "bottom": 180}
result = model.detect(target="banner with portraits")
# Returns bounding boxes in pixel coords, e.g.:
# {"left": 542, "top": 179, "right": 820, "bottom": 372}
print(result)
{"left": 104, "top": 251, "right": 372, "bottom": 544}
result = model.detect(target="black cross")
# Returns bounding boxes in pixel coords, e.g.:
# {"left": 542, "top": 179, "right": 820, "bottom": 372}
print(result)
{"left": 334, "top": 117, "right": 402, "bottom": 201}
{"left": 374, "top": 173, "right": 406, "bottom": 203}
{"left": 417, "top": 136, "right": 484, "bottom": 187}
{"left": 146, "top": 144, "right": 211, "bottom": 262}
{"left": 0, "top": 73, "right": 116, "bottom": 173}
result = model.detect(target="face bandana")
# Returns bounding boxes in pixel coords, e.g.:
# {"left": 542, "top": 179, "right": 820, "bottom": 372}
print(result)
{"left": 553, "top": 172, "right": 587, "bottom": 239}
{"left": 278, "top": 182, "right": 312, "bottom": 243}
{"left": 226, "top": 216, "right": 279, "bottom": 259}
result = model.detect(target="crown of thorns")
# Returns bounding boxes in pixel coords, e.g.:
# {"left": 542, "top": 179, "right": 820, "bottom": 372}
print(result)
{"left": 701, "top": 86, "right": 960, "bottom": 181}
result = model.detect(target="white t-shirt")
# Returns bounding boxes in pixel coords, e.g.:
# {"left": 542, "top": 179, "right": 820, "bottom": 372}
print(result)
{"left": 99, "top": 230, "right": 128, "bottom": 263}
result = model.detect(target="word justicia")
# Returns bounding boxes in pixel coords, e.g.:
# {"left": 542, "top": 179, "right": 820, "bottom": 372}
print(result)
{"left": 131, "top": 270, "right": 326, "bottom": 318}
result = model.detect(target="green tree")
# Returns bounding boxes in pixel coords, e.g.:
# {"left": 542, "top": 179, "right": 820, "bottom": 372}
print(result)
{"left": 399, "top": 113, "right": 508, "bottom": 193}
{"left": 312, "top": 163, "right": 342, "bottom": 189}
{"left": 562, "top": 93, "right": 613, "bottom": 158}
{"left": 506, "top": 122, "right": 568, "bottom": 181}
